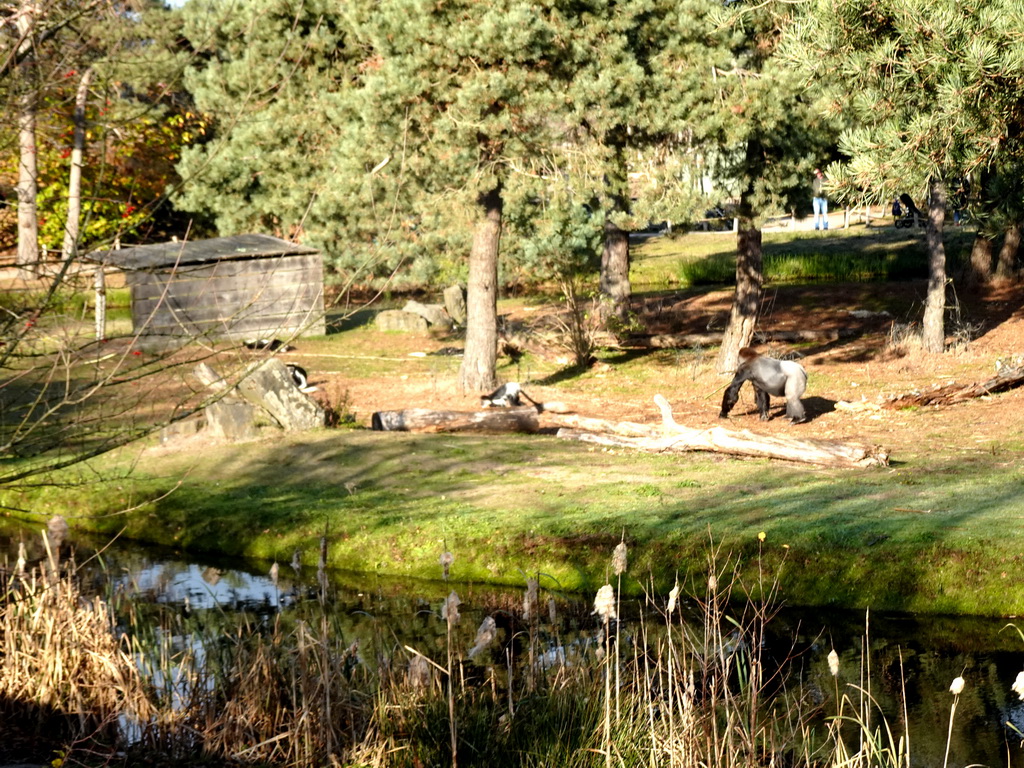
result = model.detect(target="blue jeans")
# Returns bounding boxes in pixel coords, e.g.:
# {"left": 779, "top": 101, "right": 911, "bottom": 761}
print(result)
{"left": 813, "top": 197, "right": 828, "bottom": 229}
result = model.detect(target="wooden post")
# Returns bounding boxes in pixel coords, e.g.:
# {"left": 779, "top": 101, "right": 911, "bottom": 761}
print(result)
{"left": 94, "top": 265, "right": 106, "bottom": 341}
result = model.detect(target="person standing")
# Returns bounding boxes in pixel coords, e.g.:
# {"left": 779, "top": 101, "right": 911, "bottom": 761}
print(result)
{"left": 812, "top": 168, "right": 828, "bottom": 230}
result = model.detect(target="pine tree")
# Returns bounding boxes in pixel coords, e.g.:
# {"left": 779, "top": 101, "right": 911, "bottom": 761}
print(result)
{"left": 682, "top": 2, "right": 837, "bottom": 373}
{"left": 348, "top": 0, "right": 616, "bottom": 391}
{"left": 786, "top": 0, "right": 1024, "bottom": 351}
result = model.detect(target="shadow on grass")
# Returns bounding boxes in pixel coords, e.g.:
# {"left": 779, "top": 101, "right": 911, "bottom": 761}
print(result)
{"left": 65, "top": 416, "right": 1023, "bottom": 615}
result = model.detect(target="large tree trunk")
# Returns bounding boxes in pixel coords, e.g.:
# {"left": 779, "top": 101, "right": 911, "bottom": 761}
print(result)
{"left": 62, "top": 67, "right": 93, "bottom": 261}
{"left": 967, "top": 233, "right": 994, "bottom": 286}
{"left": 715, "top": 216, "right": 762, "bottom": 373}
{"left": 15, "top": 0, "right": 39, "bottom": 272}
{"left": 459, "top": 186, "right": 502, "bottom": 393}
{"left": 600, "top": 218, "right": 631, "bottom": 321}
{"left": 995, "top": 221, "right": 1022, "bottom": 281}
{"left": 599, "top": 145, "right": 632, "bottom": 322}
{"left": 921, "top": 177, "right": 947, "bottom": 353}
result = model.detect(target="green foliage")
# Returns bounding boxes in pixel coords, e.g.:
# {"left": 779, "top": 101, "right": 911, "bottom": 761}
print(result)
{"left": 786, "top": 0, "right": 1024, "bottom": 208}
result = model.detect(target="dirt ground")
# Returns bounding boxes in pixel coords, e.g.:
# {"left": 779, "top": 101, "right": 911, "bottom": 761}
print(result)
{"left": 295, "top": 279, "right": 1024, "bottom": 462}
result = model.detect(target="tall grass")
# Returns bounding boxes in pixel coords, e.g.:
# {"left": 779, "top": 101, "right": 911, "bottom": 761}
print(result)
{"left": 0, "top": 529, "right": 1000, "bottom": 767}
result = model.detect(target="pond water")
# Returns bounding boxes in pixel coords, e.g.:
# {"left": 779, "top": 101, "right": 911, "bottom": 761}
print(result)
{"left": 3, "top": 518, "right": 1024, "bottom": 768}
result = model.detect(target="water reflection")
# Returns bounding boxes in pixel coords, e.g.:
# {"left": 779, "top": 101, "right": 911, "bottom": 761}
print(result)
{"left": 3, "top": 519, "right": 1024, "bottom": 768}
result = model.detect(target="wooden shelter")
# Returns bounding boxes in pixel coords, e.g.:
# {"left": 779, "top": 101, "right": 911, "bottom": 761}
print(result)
{"left": 93, "top": 234, "right": 325, "bottom": 346}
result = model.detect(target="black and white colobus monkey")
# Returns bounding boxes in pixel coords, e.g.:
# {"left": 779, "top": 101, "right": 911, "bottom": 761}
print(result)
{"left": 720, "top": 348, "right": 808, "bottom": 423}
{"left": 286, "top": 363, "right": 309, "bottom": 390}
{"left": 480, "top": 382, "right": 538, "bottom": 408}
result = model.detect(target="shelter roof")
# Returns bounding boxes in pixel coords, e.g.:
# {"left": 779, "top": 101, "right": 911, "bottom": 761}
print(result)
{"left": 88, "top": 234, "right": 318, "bottom": 270}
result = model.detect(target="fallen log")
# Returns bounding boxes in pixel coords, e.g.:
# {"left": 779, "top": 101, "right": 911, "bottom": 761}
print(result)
{"left": 884, "top": 365, "right": 1024, "bottom": 408}
{"left": 552, "top": 395, "right": 889, "bottom": 468}
{"left": 626, "top": 328, "right": 860, "bottom": 349}
{"left": 372, "top": 406, "right": 542, "bottom": 433}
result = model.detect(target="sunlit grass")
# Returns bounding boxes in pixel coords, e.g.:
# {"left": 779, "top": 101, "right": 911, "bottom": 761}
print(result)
{"left": 4, "top": 427, "right": 1024, "bottom": 616}
{"left": 631, "top": 225, "right": 976, "bottom": 288}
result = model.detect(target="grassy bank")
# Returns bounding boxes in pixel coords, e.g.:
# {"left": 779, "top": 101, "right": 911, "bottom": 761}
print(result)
{"left": 4, "top": 423, "right": 1024, "bottom": 617}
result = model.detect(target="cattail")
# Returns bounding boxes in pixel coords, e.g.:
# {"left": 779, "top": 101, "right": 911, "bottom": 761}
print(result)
{"left": 408, "top": 654, "right": 432, "bottom": 689}
{"left": 439, "top": 551, "right": 454, "bottom": 580}
{"left": 291, "top": 549, "right": 301, "bottom": 574}
{"left": 468, "top": 616, "right": 497, "bottom": 659}
{"left": 950, "top": 676, "right": 965, "bottom": 695}
{"left": 269, "top": 562, "right": 279, "bottom": 588}
{"left": 1012, "top": 671, "right": 1024, "bottom": 701}
{"left": 612, "top": 541, "right": 627, "bottom": 575}
{"left": 828, "top": 649, "right": 839, "bottom": 677}
{"left": 523, "top": 577, "right": 539, "bottom": 621}
{"left": 593, "top": 584, "right": 616, "bottom": 623}
{"left": 547, "top": 597, "right": 557, "bottom": 624}
{"left": 15, "top": 541, "right": 26, "bottom": 576}
{"left": 667, "top": 584, "right": 680, "bottom": 614}
{"left": 47, "top": 515, "right": 69, "bottom": 548}
{"left": 441, "top": 590, "right": 461, "bottom": 624}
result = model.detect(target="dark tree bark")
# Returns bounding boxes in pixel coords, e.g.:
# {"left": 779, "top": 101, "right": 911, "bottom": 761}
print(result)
{"left": 967, "top": 233, "right": 994, "bottom": 286}
{"left": 715, "top": 216, "right": 763, "bottom": 373}
{"left": 922, "top": 177, "right": 948, "bottom": 353}
{"left": 600, "top": 218, "right": 631, "bottom": 321}
{"left": 995, "top": 221, "right": 1022, "bottom": 281}
{"left": 599, "top": 145, "right": 632, "bottom": 322}
{"left": 459, "top": 186, "right": 502, "bottom": 393}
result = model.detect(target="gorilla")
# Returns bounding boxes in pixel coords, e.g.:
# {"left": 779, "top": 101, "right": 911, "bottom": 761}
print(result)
{"left": 720, "top": 348, "right": 808, "bottom": 423}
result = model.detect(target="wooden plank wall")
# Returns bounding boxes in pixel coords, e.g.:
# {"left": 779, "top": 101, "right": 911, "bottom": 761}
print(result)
{"left": 127, "top": 253, "right": 326, "bottom": 343}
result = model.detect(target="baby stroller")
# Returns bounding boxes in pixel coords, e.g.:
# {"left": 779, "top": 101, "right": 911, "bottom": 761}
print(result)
{"left": 895, "top": 193, "right": 926, "bottom": 228}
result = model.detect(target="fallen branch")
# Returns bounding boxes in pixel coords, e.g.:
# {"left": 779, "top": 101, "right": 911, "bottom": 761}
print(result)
{"left": 552, "top": 395, "right": 888, "bottom": 468}
{"left": 884, "top": 365, "right": 1024, "bottom": 408}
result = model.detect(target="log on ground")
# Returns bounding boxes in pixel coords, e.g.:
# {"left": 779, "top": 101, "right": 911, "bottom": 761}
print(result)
{"left": 552, "top": 395, "right": 889, "bottom": 468}
{"left": 371, "top": 406, "right": 541, "bottom": 433}
{"left": 884, "top": 365, "right": 1024, "bottom": 408}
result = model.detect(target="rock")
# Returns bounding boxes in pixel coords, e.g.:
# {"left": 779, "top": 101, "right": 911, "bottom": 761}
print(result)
{"left": 204, "top": 400, "right": 261, "bottom": 440}
{"left": 443, "top": 284, "right": 467, "bottom": 325}
{"left": 159, "top": 414, "right": 206, "bottom": 443}
{"left": 236, "top": 358, "right": 327, "bottom": 431}
{"left": 402, "top": 300, "right": 453, "bottom": 330}
{"left": 375, "top": 309, "right": 429, "bottom": 332}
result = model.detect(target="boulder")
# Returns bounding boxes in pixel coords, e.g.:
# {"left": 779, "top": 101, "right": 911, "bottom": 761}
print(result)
{"left": 204, "top": 400, "right": 261, "bottom": 440}
{"left": 443, "top": 284, "right": 467, "bottom": 326}
{"left": 375, "top": 309, "right": 429, "bottom": 332}
{"left": 403, "top": 300, "right": 453, "bottom": 330}
{"left": 236, "top": 358, "right": 327, "bottom": 431}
